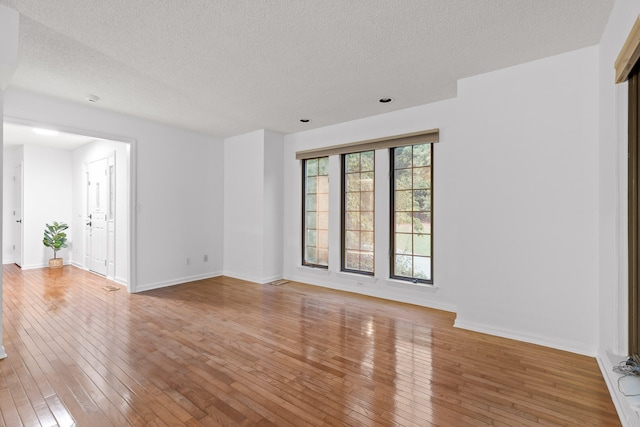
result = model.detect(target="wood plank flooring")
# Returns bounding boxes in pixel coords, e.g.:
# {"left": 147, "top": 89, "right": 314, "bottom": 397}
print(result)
{"left": 0, "top": 264, "right": 620, "bottom": 426}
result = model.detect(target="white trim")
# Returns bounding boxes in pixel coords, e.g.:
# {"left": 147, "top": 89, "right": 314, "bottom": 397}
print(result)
{"left": 135, "top": 271, "right": 223, "bottom": 293}
{"left": 222, "top": 270, "right": 282, "bottom": 285}
{"left": 284, "top": 272, "right": 456, "bottom": 313}
{"left": 0, "top": 346, "right": 6, "bottom": 359}
{"left": 598, "top": 350, "right": 640, "bottom": 427}
{"left": 454, "top": 318, "right": 595, "bottom": 356}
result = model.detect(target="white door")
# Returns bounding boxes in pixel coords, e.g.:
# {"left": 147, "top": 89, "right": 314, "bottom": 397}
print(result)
{"left": 87, "top": 158, "right": 108, "bottom": 275}
{"left": 13, "top": 164, "right": 22, "bottom": 267}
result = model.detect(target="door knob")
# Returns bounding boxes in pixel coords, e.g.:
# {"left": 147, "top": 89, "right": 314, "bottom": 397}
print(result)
{"left": 16, "top": 219, "right": 21, "bottom": 223}
{"left": 86, "top": 221, "right": 92, "bottom": 227}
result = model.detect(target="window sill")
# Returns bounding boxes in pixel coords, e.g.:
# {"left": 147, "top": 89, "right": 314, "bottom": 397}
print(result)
{"left": 297, "top": 265, "right": 330, "bottom": 276}
{"left": 335, "top": 271, "right": 378, "bottom": 284}
{"left": 385, "top": 278, "right": 438, "bottom": 292}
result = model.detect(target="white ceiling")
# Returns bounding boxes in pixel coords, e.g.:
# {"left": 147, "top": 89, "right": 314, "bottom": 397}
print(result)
{"left": 0, "top": 0, "right": 615, "bottom": 138}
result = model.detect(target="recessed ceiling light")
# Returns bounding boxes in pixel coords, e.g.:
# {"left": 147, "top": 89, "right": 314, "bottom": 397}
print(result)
{"left": 300, "top": 119, "right": 311, "bottom": 123}
{"left": 32, "top": 128, "right": 59, "bottom": 136}
{"left": 379, "top": 97, "right": 394, "bottom": 103}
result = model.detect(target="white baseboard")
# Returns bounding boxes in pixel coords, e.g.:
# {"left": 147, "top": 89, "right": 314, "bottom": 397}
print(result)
{"left": 114, "top": 275, "right": 128, "bottom": 286}
{"left": 597, "top": 350, "right": 640, "bottom": 427}
{"left": 453, "top": 318, "right": 595, "bottom": 356}
{"left": 222, "top": 270, "right": 282, "bottom": 285}
{"left": 135, "top": 271, "right": 222, "bottom": 293}
{"left": 2, "top": 259, "right": 15, "bottom": 265}
{"left": 283, "top": 271, "right": 457, "bottom": 313}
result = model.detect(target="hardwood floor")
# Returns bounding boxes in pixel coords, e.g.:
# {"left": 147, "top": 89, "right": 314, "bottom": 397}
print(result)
{"left": 0, "top": 264, "right": 620, "bottom": 426}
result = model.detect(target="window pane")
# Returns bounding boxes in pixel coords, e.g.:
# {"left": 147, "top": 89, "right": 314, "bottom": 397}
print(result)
{"left": 318, "top": 193, "right": 329, "bottom": 211}
{"left": 306, "top": 246, "right": 317, "bottom": 264}
{"left": 318, "top": 175, "right": 329, "bottom": 193}
{"left": 414, "top": 234, "right": 431, "bottom": 256}
{"left": 413, "top": 212, "right": 430, "bottom": 233}
{"left": 413, "top": 167, "right": 431, "bottom": 189}
{"left": 346, "top": 212, "right": 360, "bottom": 230}
{"left": 395, "top": 233, "right": 412, "bottom": 254}
{"left": 318, "top": 157, "right": 329, "bottom": 175}
{"left": 317, "top": 230, "right": 329, "bottom": 249}
{"left": 361, "top": 212, "right": 374, "bottom": 231}
{"left": 307, "top": 159, "right": 319, "bottom": 176}
{"left": 342, "top": 151, "right": 374, "bottom": 274}
{"left": 414, "top": 256, "right": 431, "bottom": 280}
{"left": 395, "top": 255, "right": 413, "bottom": 277}
{"left": 306, "top": 229, "right": 317, "bottom": 246}
{"left": 345, "top": 231, "right": 360, "bottom": 250}
{"left": 346, "top": 192, "right": 360, "bottom": 211}
{"left": 346, "top": 153, "right": 360, "bottom": 173}
{"left": 395, "top": 212, "right": 412, "bottom": 232}
{"left": 306, "top": 176, "right": 318, "bottom": 193}
{"left": 361, "top": 231, "right": 374, "bottom": 251}
{"left": 395, "top": 169, "right": 412, "bottom": 190}
{"left": 318, "top": 212, "right": 329, "bottom": 229}
{"left": 361, "top": 253, "right": 374, "bottom": 273}
{"left": 361, "top": 151, "right": 374, "bottom": 172}
{"left": 361, "top": 172, "right": 374, "bottom": 191}
{"left": 303, "top": 157, "right": 329, "bottom": 268}
{"left": 361, "top": 192, "right": 374, "bottom": 211}
{"left": 345, "top": 250, "right": 360, "bottom": 270}
{"left": 395, "top": 146, "right": 412, "bottom": 169}
{"left": 395, "top": 190, "right": 412, "bottom": 211}
{"left": 413, "top": 144, "right": 431, "bottom": 167}
{"left": 391, "top": 143, "right": 432, "bottom": 283}
{"left": 318, "top": 248, "right": 329, "bottom": 265}
{"left": 346, "top": 173, "right": 360, "bottom": 192}
{"left": 413, "top": 189, "right": 431, "bottom": 211}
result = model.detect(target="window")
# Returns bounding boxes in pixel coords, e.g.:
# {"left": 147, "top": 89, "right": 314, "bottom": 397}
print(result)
{"left": 391, "top": 143, "right": 432, "bottom": 283}
{"left": 302, "top": 157, "right": 329, "bottom": 267}
{"left": 342, "top": 151, "right": 375, "bottom": 274}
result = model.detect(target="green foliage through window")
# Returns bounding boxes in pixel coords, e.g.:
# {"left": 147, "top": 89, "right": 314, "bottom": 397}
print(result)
{"left": 342, "top": 151, "right": 374, "bottom": 274}
{"left": 303, "top": 157, "right": 329, "bottom": 267}
{"left": 391, "top": 144, "right": 432, "bottom": 283}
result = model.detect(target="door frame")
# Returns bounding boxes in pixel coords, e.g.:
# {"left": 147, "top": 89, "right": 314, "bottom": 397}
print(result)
{"left": 3, "top": 116, "right": 138, "bottom": 292}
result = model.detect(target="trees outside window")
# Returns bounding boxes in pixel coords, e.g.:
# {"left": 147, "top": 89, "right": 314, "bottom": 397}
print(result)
{"left": 303, "top": 157, "right": 329, "bottom": 267}
{"left": 342, "top": 151, "right": 374, "bottom": 274}
{"left": 391, "top": 144, "right": 432, "bottom": 283}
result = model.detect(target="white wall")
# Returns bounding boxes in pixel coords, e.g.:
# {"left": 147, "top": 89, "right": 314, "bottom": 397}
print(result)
{"left": 22, "top": 144, "right": 73, "bottom": 268}
{"left": 71, "top": 139, "right": 129, "bottom": 284}
{"left": 4, "top": 88, "right": 224, "bottom": 291}
{"left": 453, "top": 47, "right": 600, "bottom": 355}
{"left": 224, "top": 130, "right": 265, "bottom": 282}
{"left": 263, "top": 130, "right": 284, "bottom": 281}
{"left": 283, "top": 99, "right": 458, "bottom": 312}
{"left": 223, "top": 129, "right": 285, "bottom": 283}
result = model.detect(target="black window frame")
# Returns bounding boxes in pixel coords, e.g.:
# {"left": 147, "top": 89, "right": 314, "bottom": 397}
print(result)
{"left": 302, "top": 157, "right": 329, "bottom": 269}
{"left": 390, "top": 143, "right": 434, "bottom": 284}
{"left": 341, "top": 150, "right": 375, "bottom": 276}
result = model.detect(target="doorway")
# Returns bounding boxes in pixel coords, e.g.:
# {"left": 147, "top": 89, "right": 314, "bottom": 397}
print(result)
{"left": 2, "top": 120, "right": 134, "bottom": 290}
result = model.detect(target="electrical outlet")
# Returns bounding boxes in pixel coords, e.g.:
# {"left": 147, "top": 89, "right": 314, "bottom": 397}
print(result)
{"left": 204, "top": 254, "right": 208, "bottom": 262}
{"left": 186, "top": 257, "right": 191, "bottom": 265}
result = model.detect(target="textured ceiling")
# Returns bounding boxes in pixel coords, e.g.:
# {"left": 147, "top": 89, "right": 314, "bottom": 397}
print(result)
{"left": 0, "top": 0, "right": 615, "bottom": 138}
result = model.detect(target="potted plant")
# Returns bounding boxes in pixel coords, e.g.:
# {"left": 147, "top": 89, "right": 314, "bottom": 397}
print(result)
{"left": 43, "top": 221, "right": 68, "bottom": 269}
